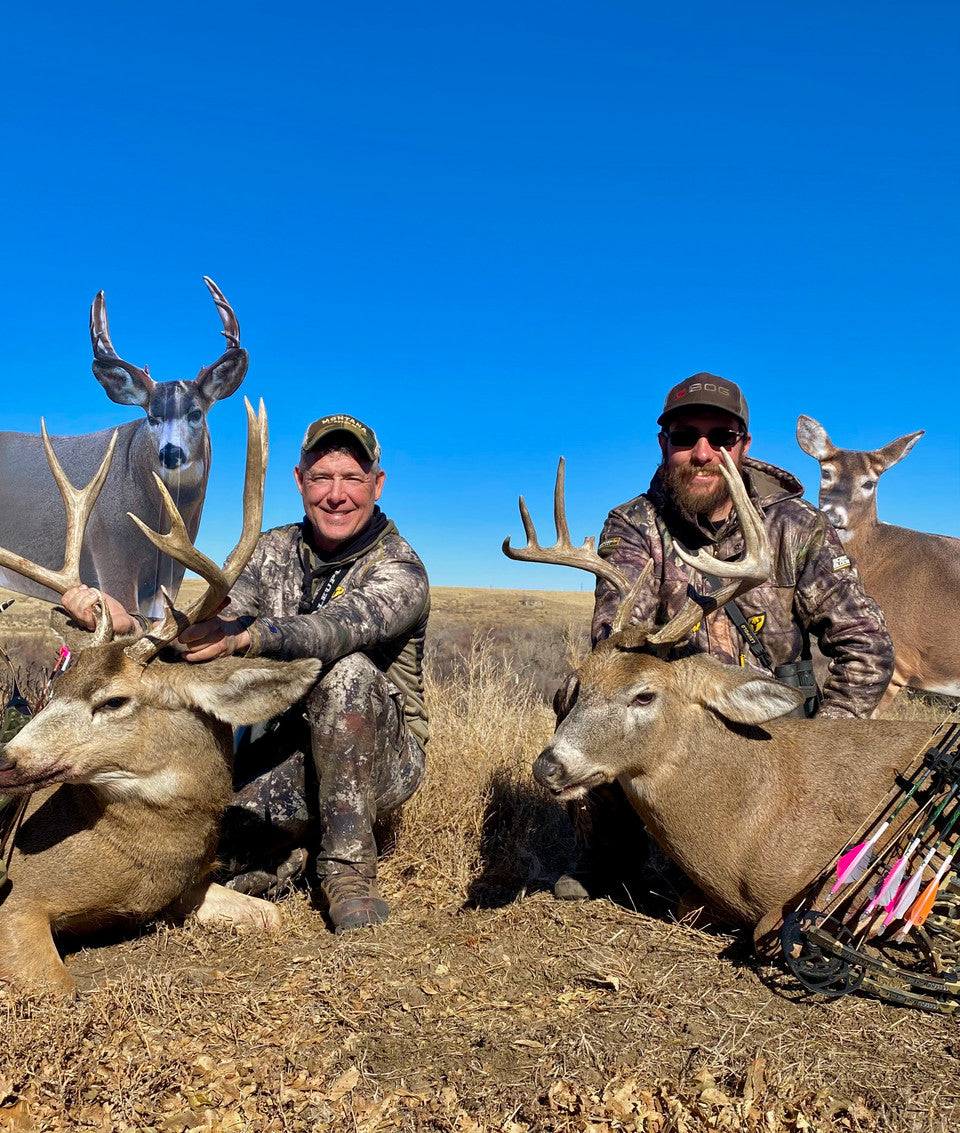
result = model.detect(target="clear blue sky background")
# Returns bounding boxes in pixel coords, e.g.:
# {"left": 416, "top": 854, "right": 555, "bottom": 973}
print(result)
{"left": 2, "top": 2, "right": 957, "bottom": 590}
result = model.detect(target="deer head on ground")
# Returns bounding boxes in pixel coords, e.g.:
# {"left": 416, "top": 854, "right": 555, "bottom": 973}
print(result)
{"left": 797, "top": 415, "right": 960, "bottom": 711}
{"left": 0, "top": 278, "right": 247, "bottom": 617}
{"left": 0, "top": 400, "right": 321, "bottom": 997}
{"left": 503, "top": 454, "right": 933, "bottom": 953}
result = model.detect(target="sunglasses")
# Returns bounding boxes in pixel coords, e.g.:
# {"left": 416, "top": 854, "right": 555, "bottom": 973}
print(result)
{"left": 662, "top": 426, "right": 745, "bottom": 451}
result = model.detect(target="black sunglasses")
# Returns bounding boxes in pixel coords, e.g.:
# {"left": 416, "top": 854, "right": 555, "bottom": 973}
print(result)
{"left": 662, "top": 426, "right": 745, "bottom": 451}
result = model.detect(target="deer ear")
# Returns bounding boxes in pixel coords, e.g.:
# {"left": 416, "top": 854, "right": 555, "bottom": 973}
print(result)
{"left": 195, "top": 348, "right": 249, "bottom": 407}
{"left": 796, "top": 415, "right": 835, "bottom": 461}
{"left": 163, "top": 656, "right": 321, "bottom": 725}
{"left": 700, "top": 668, "right": 804, "bottom": 725}
{"left": 92, "top": 360, "right": 153, "bottom": 407}
{"left": 877, "top": 430, "right": 924, "bottom": 471}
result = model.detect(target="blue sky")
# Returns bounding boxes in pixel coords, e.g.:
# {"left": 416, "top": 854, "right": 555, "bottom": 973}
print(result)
{"left": 2, "top": 2, "right": 957, "bottom": 590}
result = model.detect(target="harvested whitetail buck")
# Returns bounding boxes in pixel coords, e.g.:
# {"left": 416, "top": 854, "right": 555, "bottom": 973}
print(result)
{"left": 503, "top": 453, "right": 932, "bottom": 953}
{"left": 797, "top": 415, "right": 960, "bottom": 714}
{"left": 0, "top": 400, "right": 320, "bottom": 996}
{"left": 0, "top": 277, "right": 247, "bottom": 617}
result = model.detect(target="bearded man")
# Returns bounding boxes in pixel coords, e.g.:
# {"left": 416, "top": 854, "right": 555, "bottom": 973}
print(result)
{"left": 555, "top": 374, "right": 894, "bottom": 902}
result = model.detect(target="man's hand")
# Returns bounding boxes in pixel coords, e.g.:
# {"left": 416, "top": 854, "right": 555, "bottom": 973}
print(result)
{"left": 178, "top": 617, "right": 251, "bottom": 662}
{"left": 61, "top": 585, "right": 138, "bottom": 636}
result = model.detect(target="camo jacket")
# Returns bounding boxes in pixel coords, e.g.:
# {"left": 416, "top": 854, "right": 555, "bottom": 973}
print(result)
{"left": 229, "top": 510, "right": 430, "bottom": 748}
{"left": 592, "top": 457, "right": 893, "bottom": 719}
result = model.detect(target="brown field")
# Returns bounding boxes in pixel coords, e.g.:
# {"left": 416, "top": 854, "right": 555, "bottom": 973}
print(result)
{"left": 0, "top": 584, "right": 958, "bottom": 1131}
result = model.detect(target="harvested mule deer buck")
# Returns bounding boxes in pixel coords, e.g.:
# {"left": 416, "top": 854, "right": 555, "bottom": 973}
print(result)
{"left": 797, "top": 415, "right": 960, "bottom": 714}
{"left": 0, "top": 400, "right": 321, "bottom": 996}
{"left": 0, "top": 277, "right": 247, "bottom": 618}
{"left": 504, "top": 453, "right": 933, "bottom": 953}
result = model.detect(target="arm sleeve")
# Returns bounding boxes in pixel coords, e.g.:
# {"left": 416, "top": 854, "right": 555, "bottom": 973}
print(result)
{"left": 244, "top": 556, "right": 429, "bottom": 663}
{"left": 591, "top": 509, "right": 659, "bottom": 645}
{"left": 794, "top": 523, "right": 894, "bottom": 719}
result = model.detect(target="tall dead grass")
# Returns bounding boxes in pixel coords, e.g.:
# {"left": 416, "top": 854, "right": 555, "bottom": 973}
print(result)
{"left": 382, "top": 637, "right": 574, "bottom": 907}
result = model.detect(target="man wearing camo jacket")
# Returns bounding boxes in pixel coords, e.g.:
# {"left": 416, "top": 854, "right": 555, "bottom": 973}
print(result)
{"left": 69, "top": 414, "right": 428, "bottom": 932}
{"left": 187, "top": 413, "right": 429, "bottom": 932}
{"left": 556, "top": 374, "right": 894, "bottom": 901}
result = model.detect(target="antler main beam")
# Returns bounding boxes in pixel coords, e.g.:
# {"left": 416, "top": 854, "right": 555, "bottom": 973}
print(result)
{"left": 646, "top": 448, "right": 772, "bottom": 647}
{"left": 0, "top": 424, "right": 117, "bottom": 597}
{"left": 502, "top": 457, "right": 647, "bottom": 632}
{"left": 125, "top": 397, "right": 268, "bottom": 663}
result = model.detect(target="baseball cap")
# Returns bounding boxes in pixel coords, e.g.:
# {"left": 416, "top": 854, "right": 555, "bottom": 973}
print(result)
{"left": 300, "top": 414, "right": 381, "bottom": 462}
{"left": 657, "top": 374, "right": 749, "bottom": 430}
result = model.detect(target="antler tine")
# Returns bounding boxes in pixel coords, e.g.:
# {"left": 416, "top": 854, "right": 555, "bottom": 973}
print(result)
{"left": 203, "top": 276, "right": 241, "bottom": 350}
{"left": 89, "top": 291, "right": 119, "bottom": 360}
{"left": 0, "top": 425, "right": 118, "bottom": 597}
{"left": 125, "top": 398, "right": 267, "bottom": 662}
{"left": 502, "top": 457, "right": 638, "bottom": 611}
{"left": 647, "top": 449, "right": 772, "bottom": 648}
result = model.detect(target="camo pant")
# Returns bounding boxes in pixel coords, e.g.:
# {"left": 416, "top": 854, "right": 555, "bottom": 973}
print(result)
{"left": 217, "top": 652, "right": 425, "bottom": 894}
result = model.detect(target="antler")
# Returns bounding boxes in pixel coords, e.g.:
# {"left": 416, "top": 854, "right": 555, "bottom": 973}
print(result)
{"left": 503, "top": 449, "right": 772, "bottom": 649}
{"left": 202, "top": 276, "right": 241, "bottom": 352}
{"left": 124, "top": 397, "right": 268, "bottom": 663}
{"left": 0, "top": 424, "right": 117, "bottom": 599}
{"left": 502, "top": 458, "right": 648, "bottom": 633}
{"left": 646, "top": 448, "right": 772, "bottom": 646}
{"left": 90, "top": 292, "right": 154, "bottom": 389}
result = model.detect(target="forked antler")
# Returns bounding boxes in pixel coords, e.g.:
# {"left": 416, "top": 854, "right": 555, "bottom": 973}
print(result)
{"left": 502, "top": 449, "right": 772, "bottom": 647}
{"left": 645, "top": 448, "right": 772, "bottom": 646}
{"left": 90, "top": 276, "right": 243, "bottom": 387}
{"left": 502, "top": 458, "right": 648, "bottom": 634}
{"left": 0, "top": 425, "right": 118, "bottom": 645}
{"left": 124, "top": 397, "right": 268, "bottom": 663}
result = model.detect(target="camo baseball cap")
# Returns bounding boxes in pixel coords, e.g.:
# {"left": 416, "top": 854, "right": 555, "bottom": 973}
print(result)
{"left": 301, "top": 414, "right": 381, "bottom": 462}
{"left": 657, "top": 373, "right": 749, "bottom": 430}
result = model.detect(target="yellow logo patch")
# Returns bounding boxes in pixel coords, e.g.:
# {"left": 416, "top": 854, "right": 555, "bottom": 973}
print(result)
{"left": 832, "top": 555, "right": 851, "bottom": 571}
{"left": 749, "top": 614, "right": 765, "bottom": 633}
{"left": 332, "top": 585, "right": 346, "bottom": 599}
{"left": 598, "top": 538, "right": 621, "bottom": 554}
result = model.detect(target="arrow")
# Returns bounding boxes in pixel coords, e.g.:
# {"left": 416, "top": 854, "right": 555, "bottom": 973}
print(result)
{"left": 895, "top": 852, "right": 957, "bottom": 942}
{"left": 883, "top": 803, "right": 960, "bottom": 929}
{"left": 831, "top": 759, "right": 940, "bottom": 893}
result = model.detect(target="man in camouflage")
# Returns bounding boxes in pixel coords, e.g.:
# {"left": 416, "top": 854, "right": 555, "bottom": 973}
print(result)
{"left": 182, "top": 413, "right": 428, "bottom": 931}
{"left": 69, "top": 414, "right": 428, "bottom": 932}
{"left": 556, "top": 374, "right": 894, "bottom": 901}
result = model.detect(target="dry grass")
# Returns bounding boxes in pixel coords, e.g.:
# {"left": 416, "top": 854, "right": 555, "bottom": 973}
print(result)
{"left": 0, "top": 588, "right": 959, "bottom": 1130}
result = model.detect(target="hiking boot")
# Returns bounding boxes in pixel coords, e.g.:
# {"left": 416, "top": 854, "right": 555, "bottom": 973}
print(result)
{"left": 320, "top": 870, "right": 389, "bottom": 934}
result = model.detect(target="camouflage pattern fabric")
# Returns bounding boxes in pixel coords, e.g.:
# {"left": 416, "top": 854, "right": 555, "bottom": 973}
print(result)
{"left": 592, "top": 456, "right": 894, "bottom": 719}
{"left": 216, "top": 510, "right": 429, "bottom": 891}
{"left": 218, "top": 652, "right": 424, "bottom": 893}
{"left": 230, "top": 511, "right": 429, "bottom": 747}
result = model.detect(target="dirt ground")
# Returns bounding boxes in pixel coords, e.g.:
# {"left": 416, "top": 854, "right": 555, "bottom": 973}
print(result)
{"left": 1, "top": 585, "right": 959, "bottom": 1132}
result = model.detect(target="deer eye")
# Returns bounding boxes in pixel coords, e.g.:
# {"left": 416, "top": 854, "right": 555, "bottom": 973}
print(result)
{"left": 633, "top": 691, "right": 655, "bottom": 707}
{"left": 147, "top": 415, "right": 161, "bottom": 427}
{"left": 188, "top": 409, "right": 203, "bottom": 424}
{"left": 94, "top": 696, "right": 130, "bottom": 714}
{"left": 861, "top": 480, "right": 876, "bottom": 492}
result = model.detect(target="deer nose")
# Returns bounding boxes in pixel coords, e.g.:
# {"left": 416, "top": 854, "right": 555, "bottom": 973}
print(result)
{"left": 159, "top": 444, "right": 187, "bottom": 470}
{"left": 820, "top": 503, "right": 847, "bottom": 529}
{"left": 532, "top": 749, "right": 566, "bottom": 790}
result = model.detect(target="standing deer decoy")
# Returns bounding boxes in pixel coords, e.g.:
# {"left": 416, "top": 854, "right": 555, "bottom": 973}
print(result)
{"left": 797, "top": 416, "right": 960, "bottom": 715}
{"left": 0, "top": 399, "right": 321, "bottom": 997}
{"left": 503, "top": 453, "right": 936, "bottom": 957}
{"left": 0, "top": 277, "right": 248, "bottom": 618}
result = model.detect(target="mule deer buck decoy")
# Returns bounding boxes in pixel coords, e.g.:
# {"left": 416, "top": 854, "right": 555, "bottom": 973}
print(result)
{"left": 0, "top": 399, "right": 321, "bottom": 997}
{"left": 797, "top": 415, "right": 960, "bottom": 715}
{"left": 0, "top": 277, "right": 247, "bottom": 618}
{"left": 503, "top": 453, "right": 935, "bottom": 955}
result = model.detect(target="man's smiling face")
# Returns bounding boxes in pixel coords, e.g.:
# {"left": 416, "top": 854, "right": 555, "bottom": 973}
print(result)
{"left": 295, "top": 445, "right": 385, "bottom": 552}
{"left": 658, "top": 409, "right": 750, "bottom": 522}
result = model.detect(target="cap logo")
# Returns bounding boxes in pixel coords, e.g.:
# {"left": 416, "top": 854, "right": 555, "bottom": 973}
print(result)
{"left": 675, "top": 381, "right": 734, "bottom": 402}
